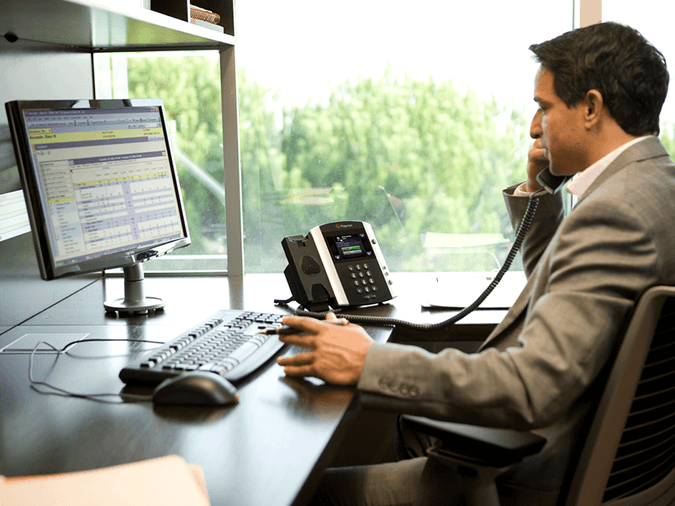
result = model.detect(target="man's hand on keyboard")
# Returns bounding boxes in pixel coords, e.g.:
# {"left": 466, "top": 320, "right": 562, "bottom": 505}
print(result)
{"left": 276, "top": 313, "right": 373, "bottom": 385}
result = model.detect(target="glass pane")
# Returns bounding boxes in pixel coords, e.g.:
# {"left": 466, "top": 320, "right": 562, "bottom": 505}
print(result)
{"left": 236, "top": 0, "right": 573, "bottom": 274}
{"left": 99, "top": 51, "right": 227, "bottom": 272}
{"left": 603, "top": 2, "right": 675, "bottom": 150}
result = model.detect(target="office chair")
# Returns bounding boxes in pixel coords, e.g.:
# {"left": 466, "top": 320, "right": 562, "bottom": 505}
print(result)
{"left": 402, "top": 285, "right": 675, "bottom": 506}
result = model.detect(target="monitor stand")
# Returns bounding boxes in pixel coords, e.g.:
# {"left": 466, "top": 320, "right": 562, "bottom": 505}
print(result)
{"left": 104, "top": 263, "right": 164, "bottom": 315}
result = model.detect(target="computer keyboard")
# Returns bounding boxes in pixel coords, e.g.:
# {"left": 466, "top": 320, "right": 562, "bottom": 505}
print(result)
{"left": 119, "top": 310, "right": 287, "bottom": 385}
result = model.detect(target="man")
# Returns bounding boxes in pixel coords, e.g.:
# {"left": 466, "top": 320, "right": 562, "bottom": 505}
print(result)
{"left": 278, "top": 22, "right": 675, "bottom": 505}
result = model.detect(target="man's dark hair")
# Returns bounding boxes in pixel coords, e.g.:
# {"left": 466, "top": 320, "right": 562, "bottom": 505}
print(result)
{"left": 530, "top": 22, "right": 669, "bottom": 136}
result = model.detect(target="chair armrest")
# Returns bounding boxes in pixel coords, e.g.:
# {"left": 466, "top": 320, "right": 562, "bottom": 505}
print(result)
{"left": 401, "top": 414, "right": 547, "bottom": 468}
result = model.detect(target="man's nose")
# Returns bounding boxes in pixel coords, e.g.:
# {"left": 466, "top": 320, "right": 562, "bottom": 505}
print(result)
{"left": 530, "top": 110, "right": 542, "bottom": 139}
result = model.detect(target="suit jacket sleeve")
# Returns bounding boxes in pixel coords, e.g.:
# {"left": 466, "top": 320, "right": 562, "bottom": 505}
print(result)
{"left": 357, "top": 160, "right": 671, "bottom": 430}
{"left": 502, "top": 184, "right": 565, "bottom": 278}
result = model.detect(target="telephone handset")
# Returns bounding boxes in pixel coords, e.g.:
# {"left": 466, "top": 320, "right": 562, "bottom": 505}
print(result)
{"left": 281, "top": 221, "right": 396, "bottom": 312}
{"left": 536, "top": 167, "right": 572, "bottom": 194}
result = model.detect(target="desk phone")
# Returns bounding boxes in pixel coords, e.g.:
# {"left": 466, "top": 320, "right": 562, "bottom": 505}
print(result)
{"left": 282, "top": 221, "right": 396, "bottom": 312}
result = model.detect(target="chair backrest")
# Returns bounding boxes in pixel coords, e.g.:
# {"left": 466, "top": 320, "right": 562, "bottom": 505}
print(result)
{"left": 565, "top": 285, "right": 675, "bottom": 505}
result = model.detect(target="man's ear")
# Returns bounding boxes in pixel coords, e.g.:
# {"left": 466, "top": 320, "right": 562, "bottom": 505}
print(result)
{"left": 583, "top": 89, "right": 604, "bottom": 129}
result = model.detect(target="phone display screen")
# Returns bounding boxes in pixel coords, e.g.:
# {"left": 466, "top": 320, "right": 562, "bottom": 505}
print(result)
{"left": 326, "top": 233, "right": 373, "bottom": 261}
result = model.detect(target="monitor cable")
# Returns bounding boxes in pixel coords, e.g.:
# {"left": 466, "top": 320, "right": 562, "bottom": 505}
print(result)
{"left": 23, "top": 339, "right": 163, "bottom": 404}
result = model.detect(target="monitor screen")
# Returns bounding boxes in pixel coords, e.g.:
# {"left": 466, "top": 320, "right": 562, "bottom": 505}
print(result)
{"left": 5, "top": 98, "right": 191, "bottom": 313}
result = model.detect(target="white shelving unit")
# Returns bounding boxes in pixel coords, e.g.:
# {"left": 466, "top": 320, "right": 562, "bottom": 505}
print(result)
{"left": 1, "top": 0, "right": 244, "bottom": 274}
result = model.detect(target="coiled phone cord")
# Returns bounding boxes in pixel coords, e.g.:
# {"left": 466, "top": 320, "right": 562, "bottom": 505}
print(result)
{"left": 290, "top": 191, "right": 543, "bottom": 331}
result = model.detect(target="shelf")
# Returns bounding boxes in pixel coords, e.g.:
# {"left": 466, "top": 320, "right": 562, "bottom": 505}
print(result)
{"left": 1, "top": 0, "right": 234, "bottom": 52}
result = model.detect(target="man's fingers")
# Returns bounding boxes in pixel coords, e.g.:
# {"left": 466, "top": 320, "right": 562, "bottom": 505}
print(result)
{"left": 281, "top": 364, "right": 316, "bottom": 377}
{"left": 325, "top": 312, "right": 340, "bottom": 322}
{"left": 282, "top": 315, "right": 327, "bottom": 333}
{"left": 277, "top": 351, "right": 314, "bottom": 366}
{"left": 278, "top": 352, "right": 316, "bottom": 377}
{"left": 278, "top": 332, "right": 317, "bottom": 349}
{"left": 529, "top": 148, "right": 548, "bottom": 166}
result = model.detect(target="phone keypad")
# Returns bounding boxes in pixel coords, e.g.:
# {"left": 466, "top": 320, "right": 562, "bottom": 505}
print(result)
{"left": 344, "top": 262, "right": 386, "bottom": 301}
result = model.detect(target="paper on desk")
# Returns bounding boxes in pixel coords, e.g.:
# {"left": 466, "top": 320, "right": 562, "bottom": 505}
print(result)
{"left": 423, "top": 272, "right": 527, "bottom": 309}
{"left": 0, "top": 455, "right": 210, "bottom": 506}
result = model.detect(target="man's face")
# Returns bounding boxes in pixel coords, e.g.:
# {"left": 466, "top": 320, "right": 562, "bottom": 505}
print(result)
{"left": 530, "top": 67, "right": 588, "bottom": 176}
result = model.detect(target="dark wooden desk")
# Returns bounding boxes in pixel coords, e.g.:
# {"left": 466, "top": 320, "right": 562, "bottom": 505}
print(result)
{"left": 0, "top": 273, "right": 506, "bottom": 505}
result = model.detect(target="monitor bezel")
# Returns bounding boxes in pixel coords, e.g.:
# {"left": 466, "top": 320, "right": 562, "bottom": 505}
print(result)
{"left": 5, "top": 98, "right": 191, "bottom": 280}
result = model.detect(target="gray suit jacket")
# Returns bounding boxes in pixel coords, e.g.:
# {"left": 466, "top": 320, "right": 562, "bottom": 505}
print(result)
{"left": 358, "top": 136, "right": 675, "bottom": 499}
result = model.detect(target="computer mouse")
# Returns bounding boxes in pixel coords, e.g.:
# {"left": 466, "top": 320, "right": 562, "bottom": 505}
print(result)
{"left": 152, "top": 371, "right": 239, "bottom": 406}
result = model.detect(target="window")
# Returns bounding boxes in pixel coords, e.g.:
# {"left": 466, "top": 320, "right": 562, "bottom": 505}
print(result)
{"left": 236, "top": 0, "right": 574, "bottom": 274}
{"left": 96, "top": 1, "right": 581, "bottom": 276}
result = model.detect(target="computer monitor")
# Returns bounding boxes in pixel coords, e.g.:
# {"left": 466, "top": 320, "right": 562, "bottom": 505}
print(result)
{"left": 5, "top": 98, "right": 191, "bottom": 314}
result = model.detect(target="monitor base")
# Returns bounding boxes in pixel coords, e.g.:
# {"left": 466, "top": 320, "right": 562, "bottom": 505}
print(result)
{"left": 104, "top": 263, "right": 165, "bottom": 315}
{"left": 104, "top": 297, "right": 165, "bottom": 315}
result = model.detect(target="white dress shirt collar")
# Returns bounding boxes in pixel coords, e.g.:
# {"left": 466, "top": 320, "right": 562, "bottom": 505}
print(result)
{"left": 567, "top": 135, "right": 653, "bottom": 197}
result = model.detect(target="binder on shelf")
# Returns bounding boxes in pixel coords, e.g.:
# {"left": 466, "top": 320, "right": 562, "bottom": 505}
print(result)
{"left": 190, "top": 4, "right": 221, "bottom": 24}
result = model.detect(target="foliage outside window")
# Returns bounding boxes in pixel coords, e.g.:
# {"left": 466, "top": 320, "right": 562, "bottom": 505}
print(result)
{"left": 239, "top": 70, "right": 530, "bottom": 273}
